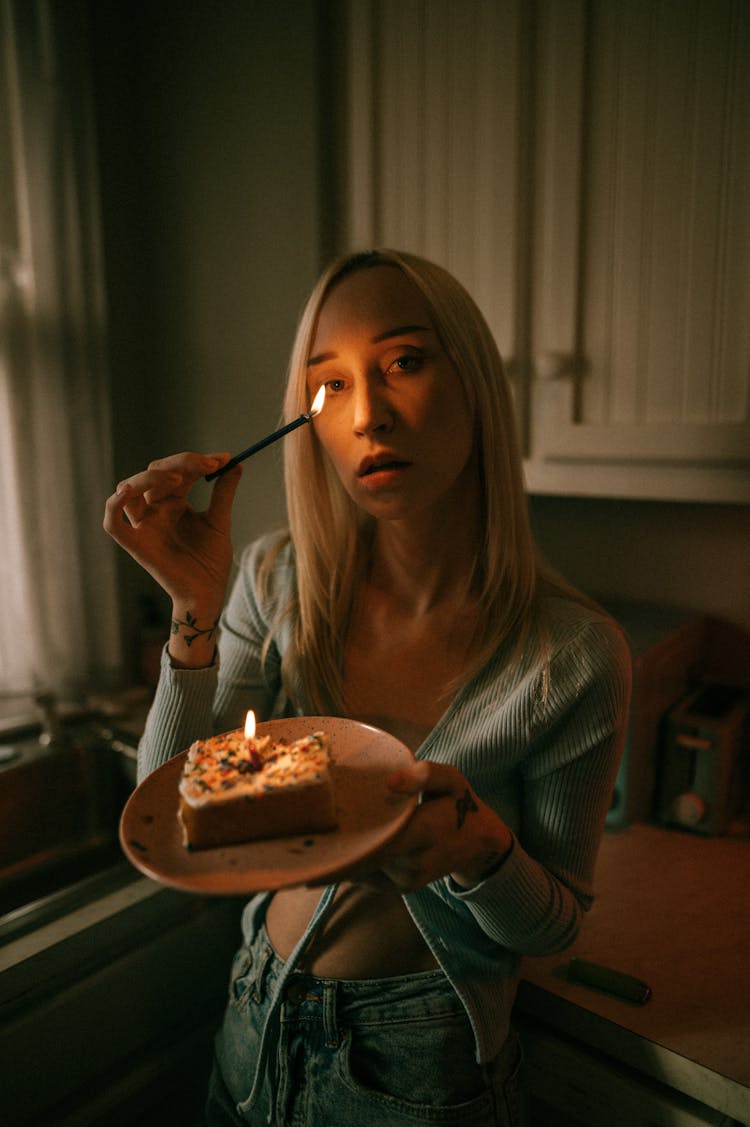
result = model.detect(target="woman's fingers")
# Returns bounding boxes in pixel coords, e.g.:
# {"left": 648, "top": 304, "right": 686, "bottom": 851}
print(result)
{"left": 103, "top": 450, "right": 242, "bottom": 615}
{"left": 368, "top": 759, "right": 510, "bottom": 892}
{"left": 145, "top": 451, "right": 226, "bottom": 475}
{"left": 116, "top": 452, "right": 224, "bottom": 502}
{"left": 206, "top": 461, "right": 243, "bottom": 528}
{"left": 386, "top": 759, "right": 465, "bottom": 798}
{"left": 105, "top": 453, "right": 234, "bottom": 529}
{"left": 103, "top": 451, "right": 229, "bottom": 548}
{"left": 102, "top": 482, "right": 140, "bottom": 547}
{"left": 142, "top": 471, "right": 185, "bottom": 507}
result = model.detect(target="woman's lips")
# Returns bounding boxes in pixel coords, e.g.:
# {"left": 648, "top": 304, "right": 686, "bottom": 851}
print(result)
{"left": 357, "top": 453, "right": 411, "bottom": 488}
{"left": 357, "top": 452, "right": 410, "bottom": 477}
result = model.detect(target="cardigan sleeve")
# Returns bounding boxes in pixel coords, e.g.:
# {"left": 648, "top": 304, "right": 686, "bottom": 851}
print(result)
{"left": 444, "top": 618, "right": 631, "bottom": 956}
{"left": 137, "top": 533, "right": 287, "bottom": 782}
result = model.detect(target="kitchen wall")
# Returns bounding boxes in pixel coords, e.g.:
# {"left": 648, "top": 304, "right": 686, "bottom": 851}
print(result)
{"left": 89, "top": 1, "right": 750, "bottom": 682}
{"left": 90, "top": 0, "right": 326, "bottom": 671}
{"left": 530, "top": 495, "right": 750, "bottom": 633}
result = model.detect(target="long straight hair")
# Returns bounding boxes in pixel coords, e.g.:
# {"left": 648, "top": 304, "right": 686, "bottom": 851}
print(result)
{"left": 261, "top": 249, "right": 583, "bottom": 713}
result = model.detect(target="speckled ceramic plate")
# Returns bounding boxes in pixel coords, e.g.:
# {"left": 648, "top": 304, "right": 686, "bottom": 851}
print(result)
{"left": 119, "top": 716, "right": 416, "bottom": 894}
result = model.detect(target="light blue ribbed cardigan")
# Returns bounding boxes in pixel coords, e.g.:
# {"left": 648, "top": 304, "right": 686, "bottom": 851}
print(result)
{"left": 139, "top": 532, "right": 631, "bottom": 1065}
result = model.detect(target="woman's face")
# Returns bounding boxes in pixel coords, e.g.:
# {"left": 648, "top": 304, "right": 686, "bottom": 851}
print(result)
{"left": 307, "top": 265, "right": 476, "bottom": 522}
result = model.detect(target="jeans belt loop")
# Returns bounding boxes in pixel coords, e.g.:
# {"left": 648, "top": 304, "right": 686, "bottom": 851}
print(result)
{"left": 323, "top": 980, "right": 339, "bottom": 1048}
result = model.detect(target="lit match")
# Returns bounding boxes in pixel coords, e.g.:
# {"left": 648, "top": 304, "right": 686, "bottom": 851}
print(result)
{"left": 205, "top": 385, "right": 326, "bottom": 481}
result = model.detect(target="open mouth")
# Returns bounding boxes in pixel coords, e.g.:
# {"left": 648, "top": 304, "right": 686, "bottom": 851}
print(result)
{"left": 358, "top": 451, "right": 411, "bottom": 478}
{"left": 360, "top": 460, "right": 409, "bottom": 477}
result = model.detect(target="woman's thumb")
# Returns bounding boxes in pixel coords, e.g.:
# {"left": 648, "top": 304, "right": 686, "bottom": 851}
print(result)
{"left": 207, "top": 462, "right": 243, "bottom": 524}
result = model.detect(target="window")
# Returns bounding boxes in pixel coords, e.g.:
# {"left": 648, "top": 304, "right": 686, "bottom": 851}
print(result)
{"left": 1, "top": 0, "right": 126, "bottom": 926}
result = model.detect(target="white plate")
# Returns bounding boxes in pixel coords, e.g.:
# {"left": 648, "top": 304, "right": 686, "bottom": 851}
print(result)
{"left": 119, "top": 716, "right": 416, "bottom": 894}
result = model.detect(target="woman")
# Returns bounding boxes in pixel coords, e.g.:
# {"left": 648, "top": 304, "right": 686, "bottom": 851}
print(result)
{"left": 104, "top": 249, "right": 631, "bottom": 1126}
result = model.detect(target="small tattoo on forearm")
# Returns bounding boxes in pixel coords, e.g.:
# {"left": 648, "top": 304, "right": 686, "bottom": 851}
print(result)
{"left": 171, "top": 612, "right": 218, "bottom": 647}
{"left": 455, "top": 788, "right": 478, "bottom": 829}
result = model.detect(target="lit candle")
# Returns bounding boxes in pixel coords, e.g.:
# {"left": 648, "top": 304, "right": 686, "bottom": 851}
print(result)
{"left": 244, "top": 709, "right": 256, "bottom": 744}
{"left": 205, "top": 385, "right": 326, "bottom": 480}
{"left": 241, "top": 709, "right": 263, "bottom": 773}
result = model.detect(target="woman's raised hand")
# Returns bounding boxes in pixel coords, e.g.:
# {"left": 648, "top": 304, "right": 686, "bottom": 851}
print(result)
{"left": 103, "top": 453, "right": 242, "bottom": 664}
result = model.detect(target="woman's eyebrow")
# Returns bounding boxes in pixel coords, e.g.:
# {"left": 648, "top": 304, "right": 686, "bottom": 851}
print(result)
{"left": 307, "top": 324, "right": 432, "bottom": 367}
{"left": 371, "top": 323, "right": 432, "bottom": 343}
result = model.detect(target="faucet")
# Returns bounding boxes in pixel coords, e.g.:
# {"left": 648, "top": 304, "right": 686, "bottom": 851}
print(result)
{"left": 34, "top": 692, "right": 64, "bottom": 746}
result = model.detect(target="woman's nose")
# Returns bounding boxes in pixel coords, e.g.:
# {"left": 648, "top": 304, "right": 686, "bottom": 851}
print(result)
{"left": 352, "top": 377, "right": 392, "bottom": 436}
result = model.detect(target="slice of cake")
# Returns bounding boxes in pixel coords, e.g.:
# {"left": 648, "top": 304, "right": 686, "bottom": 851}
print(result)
{"left": 178, "top": 728, "right": 337, "bottom": 849}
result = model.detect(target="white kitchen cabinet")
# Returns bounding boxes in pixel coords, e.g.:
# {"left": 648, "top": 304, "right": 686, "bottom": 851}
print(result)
{"left": 338, "top": 0, "right": 750, "bottom": 503}
{"left": 344, "top": 0, "right": 526, "bottom": 368}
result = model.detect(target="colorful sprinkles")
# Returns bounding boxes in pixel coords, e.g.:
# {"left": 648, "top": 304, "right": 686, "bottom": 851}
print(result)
{"left": 180, "top": 729, "right": 330, "bottom": 806}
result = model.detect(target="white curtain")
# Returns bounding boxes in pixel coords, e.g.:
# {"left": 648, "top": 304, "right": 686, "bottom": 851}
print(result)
{"left": 0, "top": 0, "right": 122, "bottom": 698}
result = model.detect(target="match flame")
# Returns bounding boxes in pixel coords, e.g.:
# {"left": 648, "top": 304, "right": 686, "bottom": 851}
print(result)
{"left": 244, "top": 710, "right": 256, "bottom": 740}
{"left": 309, "top": 384, "right": 326, "bottom": 417}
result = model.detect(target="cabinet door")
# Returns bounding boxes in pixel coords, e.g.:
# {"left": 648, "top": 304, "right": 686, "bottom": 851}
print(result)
{"left": 338, "top": 0, "right": 750, "bottom": 502}
{"left": 517, "top": 1017, "right": 739, "bottom": 1127}
{"left": 530, "top": 0, "right": 750, "bottom": 501}
{"left": 341, "top": 0, "right": 530, "bottom": 421}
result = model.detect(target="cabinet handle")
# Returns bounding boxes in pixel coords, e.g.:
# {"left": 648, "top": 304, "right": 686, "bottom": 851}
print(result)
{"left": 534, "top": 351, "right": 580, "bottom": 381}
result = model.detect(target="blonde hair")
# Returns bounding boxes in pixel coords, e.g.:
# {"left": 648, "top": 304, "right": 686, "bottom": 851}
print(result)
{"left": 261, "top": 249, "right": 586, "bottom": 713}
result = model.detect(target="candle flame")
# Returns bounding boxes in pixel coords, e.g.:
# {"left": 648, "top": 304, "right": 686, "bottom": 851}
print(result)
{"left": 309, "top": 384, "right": 326, "bottom": 417}
{"left": 244, "top": 710, "right": 256, "bottom": 740}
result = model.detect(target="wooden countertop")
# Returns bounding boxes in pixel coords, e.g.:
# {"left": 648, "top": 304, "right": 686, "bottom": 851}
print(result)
{"left": 515, "top": 822, "right": 750, "bottom": 1122}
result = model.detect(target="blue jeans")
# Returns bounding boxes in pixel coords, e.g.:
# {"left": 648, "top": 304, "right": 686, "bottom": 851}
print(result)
{"left": 206, "top": 919, "right": 523, "bottom": 1126}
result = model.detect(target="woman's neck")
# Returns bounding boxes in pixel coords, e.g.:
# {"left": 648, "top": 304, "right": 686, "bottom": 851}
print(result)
{"left": 369, "top": 496, "right": 482, "bottom": 617}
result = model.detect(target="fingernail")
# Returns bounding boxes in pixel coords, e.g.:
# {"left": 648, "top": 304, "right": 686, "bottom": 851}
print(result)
{"left": 115, "top": 482, "right": 131, "bottom": 496}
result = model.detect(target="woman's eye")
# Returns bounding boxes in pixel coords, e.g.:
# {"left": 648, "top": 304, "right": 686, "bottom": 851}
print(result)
{"left": 389, "top": 353, "right": 424, "bottom": 374}
{"left": 324, "top": 377, "right": 346, "bottom": 393}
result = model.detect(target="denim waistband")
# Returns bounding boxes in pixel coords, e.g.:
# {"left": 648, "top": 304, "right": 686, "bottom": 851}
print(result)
{"left": 252, "top": 924, "right": 460, "bottom": 1029}
{"left": 234, "top": 914, "right": 486, "bottom": 1122}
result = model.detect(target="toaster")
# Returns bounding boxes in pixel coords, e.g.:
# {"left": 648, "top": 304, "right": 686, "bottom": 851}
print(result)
{"left": 658, "top": 683, "right": 749, "bottom": 835}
